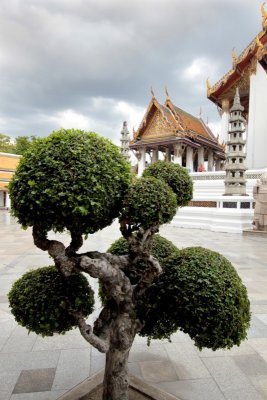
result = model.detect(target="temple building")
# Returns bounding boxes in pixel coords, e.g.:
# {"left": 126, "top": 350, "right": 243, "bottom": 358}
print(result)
{"left": 207, "top": 4, "right": 267, "bottom": 170}
{"left": 130, "top": 92, "right": 225, "bottom": 176}
{"left": 0, "top": 152, "right": 20, "bottom": 209}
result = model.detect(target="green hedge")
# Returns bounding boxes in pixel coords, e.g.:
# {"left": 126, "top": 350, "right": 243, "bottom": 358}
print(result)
{"left": 8, "top": 266, "right": 94, "bottom": 336}
{"left": 9, "top": 129, "right": 132, "bottom": 234}
{"left": 143, "top": 160, "right": 193, "bottom": 207}
{"left": 138, "top": 247, "right": 250, "bottom": 350}
{"left": 121, "top": 177, "right": 177, "bottom": 229}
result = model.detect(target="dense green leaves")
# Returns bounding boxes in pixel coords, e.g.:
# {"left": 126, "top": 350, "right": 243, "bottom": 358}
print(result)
{"left": 9, "top": 129, "right": 132, "bottom": 234}
{"left": 143, "top": 160, "right": 193, "bottom": 207}
{"left": 121, "top": 177, "right": 177, "bottom": 229}
{"left": 109, "top": 238, "right": 250, "bottom": 350}
{"left": 138, "top": 247, "right": 250, "bottom": 350}
{"left": 8, "top": 266, "right": 94, "bottom": 336}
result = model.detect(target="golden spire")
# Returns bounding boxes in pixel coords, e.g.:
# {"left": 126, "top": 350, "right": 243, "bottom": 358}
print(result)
{"left": 150, "top": 86, "right": 155, "bottom": 99}
{"left": 206, "top": 78, "right": 212, "bottom": 96}
{"left": 261, "top": 2, "right": 267, "bottom": 29}
{"left": 232, "top": 47, "right": 238, "bottom": 68}
{"left": 165, "top": 86, "right": 170, "bottom": 100}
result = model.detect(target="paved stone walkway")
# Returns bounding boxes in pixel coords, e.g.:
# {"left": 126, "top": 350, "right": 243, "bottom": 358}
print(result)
{"left": 1, "top": 210, "right": 267, "bottom": 400}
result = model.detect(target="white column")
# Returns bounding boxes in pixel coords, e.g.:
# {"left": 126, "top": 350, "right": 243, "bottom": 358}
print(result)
{"left": 186, "top": 146, "right": 194, "bottom": 172}
{"left": 165, "top": 147, "right": 171, "bottom": 162}
{"left": 220, "top": 98, "right": 230, "bottom": 145}
{"left": 197, "top": 146, "right": 204, "bottom": 169}
{"left": 137, "top": 147, "right": 146, "bottom": 177}
{"left": 6, "top": 192, "right": 11, "bottom": 208}
{"left": 173, "top": 144, "right": 183, "bottom": 165}
{"left": 208, "top": 150, "right": 214, "bottom": 171}
{"left": 152, "top": 147, "right": 159, "bottom": 163}
{"left": 215, "top": 158, "right": 221, "bottom": 171}
{"left": 0, "top": 191, "right": 4, "bottom": 208}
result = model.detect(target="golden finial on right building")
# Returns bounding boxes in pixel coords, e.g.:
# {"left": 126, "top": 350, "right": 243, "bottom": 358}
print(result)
{"left": 261, "top": 2, "right": 267, "bottom": 29}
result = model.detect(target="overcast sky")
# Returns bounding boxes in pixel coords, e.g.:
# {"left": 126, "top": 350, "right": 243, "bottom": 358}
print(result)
{"left": 0, "top": 0, "right": 264, "bottom": 144}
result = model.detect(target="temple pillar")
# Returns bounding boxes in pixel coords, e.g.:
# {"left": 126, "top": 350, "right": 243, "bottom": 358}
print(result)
{"left": 137, "top": 147, "right": 146, "bottom": 177}
{"left": 152, "top": 147, "right": 159, "bottom": 163}
{"left": 197, "top": 146, "right": 205, "bottom": 169}
{"left": 208, "top": 150, "right": 214, "bottom": 171}
{"left": 173, "top": 143, "right": 183, "bottom": 165}
{"left": 220, "top": 98, "right": 230, "bottom": 145}
{"left": 186, "top": 146, "right": 194, "bottom": 172}
{"left": 215, "top": 158, "right": 221, "bottom": 171}
{"left": 165, "top": 147, "right": 171, "bottom": 162}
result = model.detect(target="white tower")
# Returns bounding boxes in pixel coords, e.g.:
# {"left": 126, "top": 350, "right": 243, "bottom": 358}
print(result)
{"left": 120, "top": 121, "right": 130, "bottom": 161}
{"left": 224, "top": 88, "right": 247, "bottom": 196}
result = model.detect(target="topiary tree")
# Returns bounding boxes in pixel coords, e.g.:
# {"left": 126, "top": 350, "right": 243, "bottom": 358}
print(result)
{"left": 8, "top": 130, "right": 250, "bottom": 400}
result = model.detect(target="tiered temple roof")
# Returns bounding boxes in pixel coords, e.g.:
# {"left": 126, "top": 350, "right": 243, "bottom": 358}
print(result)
{"left": 130, "top": 94, "right": 224, "bottom": 158}
{"left": 207, "top": 8, "right": 267, "bottom": 113}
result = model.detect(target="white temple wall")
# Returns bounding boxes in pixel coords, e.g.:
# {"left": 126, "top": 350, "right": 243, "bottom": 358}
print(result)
{"left": 247, "top": 62, "right": 267, "bottom": 170}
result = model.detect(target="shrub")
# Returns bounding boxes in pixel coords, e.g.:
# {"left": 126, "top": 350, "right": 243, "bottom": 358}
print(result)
{"left": 121, "top": 177, "right": 177, "bottom": 229}
{"left": 143, "top": 160, "right": 193, "bottom": 206}
{"left": 138, "top": 247, "right": 250, "bottom": 350}
{"left": 9, "top": 129, "right": 132, "bottom": 234}
{"left": 99, "top": 235, "right": 179, "bottom": 300}
{"left": 8, "top": 266, "right": 94, "bottom": 336}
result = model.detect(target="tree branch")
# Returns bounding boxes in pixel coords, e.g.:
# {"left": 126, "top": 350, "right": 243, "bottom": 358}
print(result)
{"left": 133, "top": 255, "right": 162, "bottom": 299}
{"left": 65, "top": 230, "right": 83, "bottom": 256}
{"left": 71, "top": 311, "right": 109, "bottom": 353}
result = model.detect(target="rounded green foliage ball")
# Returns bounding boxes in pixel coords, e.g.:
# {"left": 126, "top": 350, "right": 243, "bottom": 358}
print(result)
{"left": 143, "top": 160, "right": 193, "bottom": 207}
{"left": 121, "top": 177, "right": 177, "bottom": 229}
{"left": 138, "top": 247, "right": 250, "bottom": 350}
{"left": 8, "top": 266, "right": 94, "bottom": 336}
{"left": 9, "top": 129, "right": 132, "bottom": 234}
{"left": 100, "top": 234, "right": 179, "bottom": 298}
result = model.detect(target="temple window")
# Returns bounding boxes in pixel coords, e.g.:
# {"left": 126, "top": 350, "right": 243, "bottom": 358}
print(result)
{"left": 232, "top": 158, "right": 236, "bottom": 163}
{"left": 233, "top": 145, "right": 236, "bottom": 151}
{"left": 239, "top": 145, "right": 242, "bottom": 150}
{"left": 240, "top": 159, "right": 243, "bottom": 163}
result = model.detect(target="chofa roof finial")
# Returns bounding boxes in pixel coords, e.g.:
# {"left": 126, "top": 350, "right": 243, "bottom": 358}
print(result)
{"left": 261, "top": 2, "right": 267, "bottom": 29}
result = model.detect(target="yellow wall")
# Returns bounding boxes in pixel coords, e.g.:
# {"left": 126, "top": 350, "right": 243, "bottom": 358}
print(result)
{"left": 0, "top": 153, "right": 20, "bottom": 191}
{"left": 0, "top": 153, "right": 20, "bottom": 171}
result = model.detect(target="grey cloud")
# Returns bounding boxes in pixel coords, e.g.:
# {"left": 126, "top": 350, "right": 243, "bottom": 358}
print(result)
{"left": 0, "top": 0, "right": 263, "bottom": 138}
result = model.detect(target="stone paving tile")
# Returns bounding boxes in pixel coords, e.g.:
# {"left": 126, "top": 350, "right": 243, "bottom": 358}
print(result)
{"left": 128, "top": 361, "right": 142, "bottom": 378}
{"left": 249, "top": 338, "right": 267, "bottom": 355}
{"left": 0, "top": 350, "right": 60, "bottom": 373}
{"left": 233, "top": 354, "right": 267, "bottom": 377}
{"left": 90, "top": 346, "right": 105, "bottom": 375}
{"left": 139, "top": 360, "right": 178, "bottom": 383}
{"left": 129, "top": 344, "right": 169, "bottom": 363}
{"left": 0, "top": 391, "right": 12, "bottom": 400}
{"left": 248, "top": 315, "right": 267, "bottom": 338}
{"left": 256, "top": 314, "right": 267, "bottom": 325}
{"left": 203, "top": 356, "right": 262, "bottom": 394}
{"left": 10, "top": 390, "right": 67, "bottom": 400}
{"left": 155, "top": 378, "right": 226, "bottom": 400}
{"left": 32, "top": 333, "right": 89, "bottom": 351}
{"left": 13, "top": 368, "right": 56, "bottom": 394}
{"left": 0, "top": 370, "right": 21, "bottom": 393}
{"left": 1, "top": 331, "right": 37, "bottom": 354}
{"left": 52, "top": 348, "right": 91, "bottom": 391}
{"left": 165, "top": 342, "right": 210, "bottom": 380}
{"left": 223, "top": 387, "right": 265, "bottom": 400}
{"left": 251, "top": 376, "right": 267, "bottom": 399}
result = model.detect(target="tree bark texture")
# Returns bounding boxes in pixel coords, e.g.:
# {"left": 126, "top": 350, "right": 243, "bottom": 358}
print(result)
{"left": 32, "top": 223, "right": 162, "bottom": 400}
